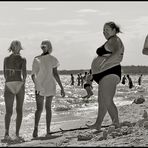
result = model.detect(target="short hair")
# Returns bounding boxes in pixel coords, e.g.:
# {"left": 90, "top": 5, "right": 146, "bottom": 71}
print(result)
{"left": 8, "top": 40, "right": 23, "bottom": 52}
{"left": 105, "top": 21, "right": 122, "bottom": 34}
{"left": 41, "top": 40, "right": 52, "bottom": 54}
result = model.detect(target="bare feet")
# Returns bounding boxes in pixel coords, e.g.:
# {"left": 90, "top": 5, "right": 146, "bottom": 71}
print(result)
{"left": 82, "top": 95, "right": 88, "bottom": 98}
{"left": 14, "top": 135, "right": 25, "bottom": 142}
{"left": 32, "top": 128, "right": 38, "bottom": 138}
{"left": 46, "top": 133, "right": 51, "bottom": 137}
{"left": 3, "top": 135, "right": 12, "bottom": 141}
{"left": 87, "top": 93, "right": 93, "bottom": 99}
{"left": 85, "top": 123, "right": 101, "bottom": 131}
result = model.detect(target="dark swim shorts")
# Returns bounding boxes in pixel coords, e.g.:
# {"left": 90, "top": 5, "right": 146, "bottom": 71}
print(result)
{"left": 93, "top": 65, "right": 121, "bottom": 84}
{"left": 84, "top": 83, "right": 91, "bottom": 88}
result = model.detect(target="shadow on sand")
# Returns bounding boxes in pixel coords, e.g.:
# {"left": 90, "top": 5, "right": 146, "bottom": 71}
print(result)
{"left": 31, "top": 134, "right": 62, "bottom": 141}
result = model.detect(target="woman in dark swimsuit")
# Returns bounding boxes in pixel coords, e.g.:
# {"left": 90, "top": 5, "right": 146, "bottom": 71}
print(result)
{"left": 3, "top": 40, "right": 27, "bottom": 141}
{"left": 86, "top": 21, "right": 124, "bottom": 131}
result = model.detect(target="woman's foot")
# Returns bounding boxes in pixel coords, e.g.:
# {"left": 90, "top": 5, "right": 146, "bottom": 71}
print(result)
{"left": 14, "top": 135, "right": 25, "bottom": 142}
{"left": 87, "top": 93, "right": 93, "bottom": 99}
{"left": 3, "top": 135, "right": 12, "bottom": 141}
{"left": 82, "top": 95, "right": 88, "bottom": 98}
{"left": 45, "top": 133, "right": 51, "bottom": 138}
{"left": 85, "top": 123, "right": 101, "bottom": 131}
{"left": 32, "top": 128, "right": 38, "bottom": 138}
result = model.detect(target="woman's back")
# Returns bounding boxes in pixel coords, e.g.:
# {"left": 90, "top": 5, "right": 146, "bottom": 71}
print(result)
{"left": 4, "top": 54, "right": 26, "bottom": 82}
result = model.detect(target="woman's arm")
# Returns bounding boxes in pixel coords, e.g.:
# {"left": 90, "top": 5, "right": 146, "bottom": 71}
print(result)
{"left": 142, "top": 35, "right": 148, "bottom": 55}
{"left": 53, "top": 67, "right": 65, "bottom": 97}
{"left": 3, "top": 58, "right": 7, "bottom": 80}
{"left": 101, "top": 37, "right": 123, "bottom": 66}
{"left": 22, "top": 58, "right": 27, "bottom": 82}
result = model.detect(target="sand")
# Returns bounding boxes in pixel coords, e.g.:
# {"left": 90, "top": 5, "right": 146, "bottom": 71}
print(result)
{"left": 1, "top": 96, "right": 148, "bottom": 147}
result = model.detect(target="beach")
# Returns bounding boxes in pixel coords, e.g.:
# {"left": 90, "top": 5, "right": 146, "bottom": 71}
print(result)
{"left": 0, "top": 74, "right": 148, "bottom": 147}
{"left": 1, "top": 99, "right": 148, "bottom": 147}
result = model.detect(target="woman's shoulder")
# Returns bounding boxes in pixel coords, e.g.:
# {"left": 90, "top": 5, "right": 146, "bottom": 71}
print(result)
{"left": 20, "top": 56, "right": 26, "bottom": 60}
{"left": 108, "top": 36, "right": 121, "bottom": 44}
{"left": 35, "top": 54, "right": 42, "bottom": 59}
{"left": 48, "top": 54, "right": 58, "bottom": 61}
{"left": 108, "top": 36, "right": 123, "bottom": 48}
{"left": 4, "top": 56, "right": 9, "bottom": 61}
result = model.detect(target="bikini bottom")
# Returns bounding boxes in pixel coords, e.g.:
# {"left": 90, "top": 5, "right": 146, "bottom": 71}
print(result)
{"left": 5, "top": 81, "right": 24, "bottom": 95}
{"left": 93, "top": 65, "right": 121, "bottom": 84}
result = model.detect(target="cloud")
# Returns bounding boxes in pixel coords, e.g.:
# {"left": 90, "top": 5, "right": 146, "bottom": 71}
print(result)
{"left": 0, "top": 22, "right": 15, "bottom": 26}
{"left": 77, "top": 9, "right": 98, "bottom": 13}
{"left": 76, "top": 9, "right": 111, "bottom": 16}
{"left": 126, "top": 16, "right": 148, "bottom": 37}
{"left": 24, "top": 7, "right": 47, "bottom": 11}
{"left": 29, "top": 19, "right": 88, "bottom": 26}
{"left": 58, "top": 19, "right": 88, "bottom": 25}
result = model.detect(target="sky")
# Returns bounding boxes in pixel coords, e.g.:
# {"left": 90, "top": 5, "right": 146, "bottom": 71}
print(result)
{"left": 0, "top": 1, "right": 148, "bottom": 70}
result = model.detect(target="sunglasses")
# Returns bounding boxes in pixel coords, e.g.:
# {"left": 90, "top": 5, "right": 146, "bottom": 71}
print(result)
{"left": 41, "top": 45, "right": 47, "bottom": 49}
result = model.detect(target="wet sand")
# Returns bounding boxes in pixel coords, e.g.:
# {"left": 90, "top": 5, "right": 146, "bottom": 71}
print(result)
{"left": 1, "top": 96, "right": 148, "bottom": 147}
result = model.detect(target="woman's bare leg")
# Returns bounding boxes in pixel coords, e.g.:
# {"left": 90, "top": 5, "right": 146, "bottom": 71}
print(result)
{"left": 45, "top": 96, "right": 53, "bottom": 135}
{"left": 15, "top": 85, "right": 25, "bottom": 137}
{"left": 86, "top": 74, "right": 120, "bottom": 130}
{"left": 4, "top": 86, "right": 15, "bottom": 137}
{"left": 33, "top": 93, "right": 44, "bottom": 137}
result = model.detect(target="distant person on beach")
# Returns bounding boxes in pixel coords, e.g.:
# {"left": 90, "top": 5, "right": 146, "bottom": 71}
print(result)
{"left": 121, "top": 75, "right": 126, "bottom": 85}
{"left": 31, "top": 40, "right": 65, "bottom": 138}
{"left": 82, "top": 69, "right": 93, "bottom": 102}
{"left": 80, "top": 73, "right": 84, "bottom": 87}
{"left": 87, "top": 21, "right": 124, "bottom": 131}
{"left": 3, "top": 40, "right": 27, "bottom": 140}
{"left": 77, "top": 73, "right": 81, "bottom": 86}
{"left": 83, "top": 71, "right": 88, "bottom": 81}
{"left": 70, "top": 74, "right": 74, "bottom": 86}
{"left": 126, "top": 74, "right": 134, "bottom": 89}
{"left": 138, "top": 74, "right": 143, "bottom": 86}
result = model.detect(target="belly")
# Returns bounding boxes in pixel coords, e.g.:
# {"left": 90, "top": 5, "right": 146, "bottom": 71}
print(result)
{"left": 91, "top": 56, "right": 106, "bottom": 74}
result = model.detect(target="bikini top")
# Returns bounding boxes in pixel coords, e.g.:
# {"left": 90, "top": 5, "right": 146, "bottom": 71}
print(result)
{"left": 5, "top": 68, "right": 22, "bottom": 76}
{"left": 5, "top": 69, "right": 22, "bottom": 72}
{"left": 96, "top": 44, "right": 112, "bottom": 56}
{"left": 96, "top": 36, "right": 115, "bottom": 56}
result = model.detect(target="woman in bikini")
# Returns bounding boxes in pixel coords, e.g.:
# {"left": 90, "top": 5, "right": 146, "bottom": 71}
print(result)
{"left": 82, "top": 69, "right": 94, "bottom": 101}
{"left": 3, "top": 40, "right": 27, "bottom": 140}
{"left": 86, "top": 21, "right": 124, "bottom": 131}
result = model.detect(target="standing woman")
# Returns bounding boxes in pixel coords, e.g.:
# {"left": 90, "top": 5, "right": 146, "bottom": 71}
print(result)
{"left": 3, "top": 40, "right": 27, "bottom": 140}
{"left": 31, "top": 40, "right": 65, "bottom": 138}
{"left": 87, "top": 21, "right": 124, "bottom": 131}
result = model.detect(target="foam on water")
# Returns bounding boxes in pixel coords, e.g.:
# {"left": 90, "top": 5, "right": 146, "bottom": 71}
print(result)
{"left": 0, "top": 74, "right": 147, "bottom": 124}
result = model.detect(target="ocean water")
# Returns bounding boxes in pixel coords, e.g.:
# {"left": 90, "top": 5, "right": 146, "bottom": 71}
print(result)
{"left": 0, "top": 74, "right": 148, "bottom": 128}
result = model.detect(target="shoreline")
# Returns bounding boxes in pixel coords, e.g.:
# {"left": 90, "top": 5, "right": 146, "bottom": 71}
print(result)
{"left": 1, "top": 97, "right": 148, "bottom": 147}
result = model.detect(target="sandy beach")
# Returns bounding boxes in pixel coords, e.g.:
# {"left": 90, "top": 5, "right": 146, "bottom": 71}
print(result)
{"left": 1, "top": 96, "right": 148, "bottom": 147}
{"left": 0, "top": 74, "right": 148, "bottom": 147}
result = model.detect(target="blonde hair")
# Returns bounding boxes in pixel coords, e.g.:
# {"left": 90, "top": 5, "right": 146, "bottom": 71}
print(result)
{"left": 8, "top": 40, "right": 23, "bottom": 53}
{"left": 41, "top": 40, "right": 52, "bottom": 54}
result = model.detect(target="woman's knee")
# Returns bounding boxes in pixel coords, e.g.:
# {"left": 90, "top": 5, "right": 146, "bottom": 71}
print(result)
{"left": 36, "top": 106, "right": 43, "bottom": 113}
{"left": 5, "top": 109, "right": 13, "bottom": 117}
{"left": 104, "top": 99, "right": 116, "bottom": 109}
{"left": 16, "top": 107, "right": 23, "bottom": 115}
{"left": 45, "top": 103, "right": 52, "bottom": 111}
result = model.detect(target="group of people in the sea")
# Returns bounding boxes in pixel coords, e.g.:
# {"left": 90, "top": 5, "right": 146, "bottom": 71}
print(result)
{"left": 2, "top": 21, "right": 148, "bottom": 142}
{"left": 121, "top": 74, "right": 143, "bottom": 89}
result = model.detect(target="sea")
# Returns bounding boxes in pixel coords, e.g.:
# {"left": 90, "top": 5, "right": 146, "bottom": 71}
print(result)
{"left": 0, "top": 74, "right": 147, "bottom": 140}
